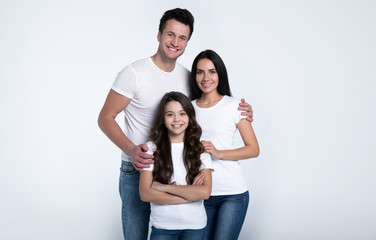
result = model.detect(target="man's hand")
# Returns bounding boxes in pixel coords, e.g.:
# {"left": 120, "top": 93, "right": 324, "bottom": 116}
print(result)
{"left": 239, "top": 98, "right": 254, "bottom": 122}
{"left": 130, "top": 144, "right": 154, "bottom": 171}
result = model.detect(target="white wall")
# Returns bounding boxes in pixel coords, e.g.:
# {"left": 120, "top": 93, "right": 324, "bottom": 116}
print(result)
{"left": 1, "top": 0, "right": 375, "bottom": 239}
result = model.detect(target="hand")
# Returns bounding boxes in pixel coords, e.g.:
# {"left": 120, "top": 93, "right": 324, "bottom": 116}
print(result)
{"left": 192, "top": 173, "right": 205, "bottom": 185}
{"left": 201, "top": 140, "right": 222, "bottom": 159}
{"left": 151, "top": 181, "right": 165, "bottom": 191}
{"left": 239, "top": 98, "right": 254, "bottom": 122}
{"left": 130, "top": 144, "right": 154, "bottom": 171}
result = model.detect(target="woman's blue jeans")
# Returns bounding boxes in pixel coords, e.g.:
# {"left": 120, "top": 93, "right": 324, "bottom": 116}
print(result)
{"left": 119, "top": 161, "right": 150, "bottom": 240}
{"left": 204, "top": 191, "right": 249, "bottom": 240}
{"left": 150, "top": 226, "right": 206, "bottom": 240}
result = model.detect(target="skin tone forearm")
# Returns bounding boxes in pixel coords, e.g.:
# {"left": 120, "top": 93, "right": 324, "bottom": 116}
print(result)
{"left": 139, "top": 171, "right": 190, "bottom": 204}
{"left": 151, "top": 169, "right": 212, "bottom": 201}
{"left": 98, "top": 90, "right": 154, "bottom": 170}
{"left": 202, "top": 119, "right": 260, "bottom": 160}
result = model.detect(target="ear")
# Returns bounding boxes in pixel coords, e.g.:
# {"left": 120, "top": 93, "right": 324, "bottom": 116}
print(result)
{"left": 157, "top": 31, "right": 161, "bottom": 42}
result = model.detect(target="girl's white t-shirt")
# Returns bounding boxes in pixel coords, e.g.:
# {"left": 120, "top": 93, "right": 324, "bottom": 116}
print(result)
{"left": 144, "top": 141, "right": 213, "bottom": 230}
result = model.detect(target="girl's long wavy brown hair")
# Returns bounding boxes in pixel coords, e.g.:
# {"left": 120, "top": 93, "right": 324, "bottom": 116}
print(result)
{"left": 150, "top": 91, "right": 204, "bottom": 185}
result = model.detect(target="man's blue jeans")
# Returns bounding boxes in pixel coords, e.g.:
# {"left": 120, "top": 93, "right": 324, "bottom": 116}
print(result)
{"left": 150, "top": 226, "right": 206, "bottom": 240}
{"left": 204, "top": 191, "right": 249, "bottom": 240}
{"left": 119, "top": 161, "right": 150, "bottom": 240}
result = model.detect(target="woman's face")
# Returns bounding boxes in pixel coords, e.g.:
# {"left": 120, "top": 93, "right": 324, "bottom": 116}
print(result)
{"left": 195, "top": 59, "right": 219, "bottom": 95}
{"left": 164, "top": 101, "right": 189, "bottom": 142}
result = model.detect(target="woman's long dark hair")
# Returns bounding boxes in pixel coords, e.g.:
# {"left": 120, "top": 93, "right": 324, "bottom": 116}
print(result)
{"left": 189, "top": 49, "right": 232, "bottom": 100}
{"left": 150, "top": 91, "right": 204, "bottom": 185}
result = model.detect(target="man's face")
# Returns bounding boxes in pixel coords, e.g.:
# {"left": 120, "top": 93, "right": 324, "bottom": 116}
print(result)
{"left": 157, "top": 19, "right": 191, "bottom": 61}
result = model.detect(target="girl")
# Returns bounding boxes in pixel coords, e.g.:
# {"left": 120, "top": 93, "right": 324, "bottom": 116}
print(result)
{"left": 139, "top": 91, "right": 213, "bottom": 240}
{"left": 190, "top": 50, "right": 260, "bottom": 240}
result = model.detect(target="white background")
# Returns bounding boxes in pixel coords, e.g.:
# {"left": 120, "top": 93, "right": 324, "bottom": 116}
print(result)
{"left": 1, "top": 0, "right": 375, "bottom": 239}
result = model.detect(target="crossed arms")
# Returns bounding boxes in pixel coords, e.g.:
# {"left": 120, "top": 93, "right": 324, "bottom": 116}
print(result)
{"left": 139, "top": 169, "right": 212, "bottom": 204}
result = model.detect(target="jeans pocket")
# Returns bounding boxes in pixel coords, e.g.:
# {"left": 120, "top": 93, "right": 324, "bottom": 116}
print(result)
{"left": 120, "top": 161, "right": 137, "bottom": 175}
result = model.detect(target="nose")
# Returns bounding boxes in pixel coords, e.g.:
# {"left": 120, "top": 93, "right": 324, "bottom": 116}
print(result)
{"left": 173, "top": 115, "right": 180, "bottom": 122}
{"left": 171, "top": 36, "right": 178, "bottom": 46}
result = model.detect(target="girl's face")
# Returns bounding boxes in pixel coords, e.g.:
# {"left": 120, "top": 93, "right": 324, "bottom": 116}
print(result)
{"left": 196, "top": 58, "right": 219, "bottom": 95}
{"left": 164, "top": 101, "right": 189, "bottom": 142}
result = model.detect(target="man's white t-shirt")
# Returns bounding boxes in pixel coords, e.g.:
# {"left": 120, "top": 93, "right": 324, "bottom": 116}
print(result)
{"left": 144, "top": 141, "right": 213, "bottom": 230}
{"left": 111, "top": 57, "right": 190, "bottom": 162}
{"left": 192, "top": 95, "right": 248, "bottom": 195}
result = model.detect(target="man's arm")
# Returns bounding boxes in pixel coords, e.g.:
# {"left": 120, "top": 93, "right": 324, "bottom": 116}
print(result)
{"left": 151, "top": 169, "right": 212, "bottom": 202}
{"left": 239, "top": 98, "right": 254, "bottom": 122}
{"left": 98, "top": 89, "right": 154, "bottom": 170}
{"left": 139, "top": 170, "right": 190, "bottom": 204}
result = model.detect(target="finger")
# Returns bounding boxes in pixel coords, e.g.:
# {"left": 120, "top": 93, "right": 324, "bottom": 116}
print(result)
{"left": 139, "top": 144, "right": 149, "bottom": 152}
{"left": 241, "top": 98, "right": 245, "bottom": 103}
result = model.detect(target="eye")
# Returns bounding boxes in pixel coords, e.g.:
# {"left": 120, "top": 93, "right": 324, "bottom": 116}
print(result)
{"left": 196, "top": 70, "right": 203, "bottom": 75}
{"left": 166, "top": 113, "right": 173, "bottom": 117}
{"left": 209, "top": 70, "right": 217, "bottom": 74}
{"left": 180, "top": 112, "right": 186, "bottom": 116}
{"left": 180, "top": 36, "right": 187, "bottom": 41}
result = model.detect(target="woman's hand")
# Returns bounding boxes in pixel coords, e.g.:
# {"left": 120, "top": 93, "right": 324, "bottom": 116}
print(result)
{"left": 201, "top": 140, "right": 222, "bottom": 159}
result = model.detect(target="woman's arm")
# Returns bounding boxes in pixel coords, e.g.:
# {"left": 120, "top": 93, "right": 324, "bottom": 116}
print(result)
{"left": 202, "top": 119, "right": 260, "bottom": 160}
{"left": 151, "top": 169, "right": 212, "bottom": 202}
{"left": 139, "top": 170, "right": 190, "bottom": 204}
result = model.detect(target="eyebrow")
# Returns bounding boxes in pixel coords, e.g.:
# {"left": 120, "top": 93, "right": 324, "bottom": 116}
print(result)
{"left": 197, "top": 68, "right": 216, "bottom": 71}
{"left": 165, "top": 31, "right": 188, "bottom": 39}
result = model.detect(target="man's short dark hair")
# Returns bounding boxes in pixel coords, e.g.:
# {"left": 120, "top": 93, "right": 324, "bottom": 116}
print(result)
{"left": 159, "top": 8, "right": 194, "bottom": 39}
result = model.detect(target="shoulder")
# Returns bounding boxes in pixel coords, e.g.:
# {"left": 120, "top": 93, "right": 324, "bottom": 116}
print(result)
{"left": 175, "top": 62, "right": 190, "bottom": 74}
{"left": 145, "top": 141, "right": 157, "bottom": 154}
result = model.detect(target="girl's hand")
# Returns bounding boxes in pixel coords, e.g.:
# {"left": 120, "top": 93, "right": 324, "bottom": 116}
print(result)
{"left": 201, "top": 140, "right": 222, "bottom": 159}
{"left": 192, "top": 173, "right": 205, "bottom": 185}
{"left": 151, "top": 181, "right": 165, "bottom": 191}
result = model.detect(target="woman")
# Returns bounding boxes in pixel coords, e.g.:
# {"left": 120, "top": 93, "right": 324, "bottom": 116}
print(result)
{"left": 190, "top": 50, "right": 260, "bottom": 240}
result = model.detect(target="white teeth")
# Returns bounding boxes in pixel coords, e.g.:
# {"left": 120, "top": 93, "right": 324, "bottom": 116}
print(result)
{"left": 168, "top": 47, "right": 177, "bottom": 52}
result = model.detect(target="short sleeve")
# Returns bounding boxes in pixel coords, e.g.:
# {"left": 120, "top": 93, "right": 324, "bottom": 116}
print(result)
{"left": 233, "top": 99, "right": 247, "bottom": 125}
{"left": 142, "top": 141, "right": 156, "bottom": 172}
{"left": 111, "top": 65, "right": 138, "bottom": 99}
{"left": 199, "top": 152, "right": 213, "bottom": 171}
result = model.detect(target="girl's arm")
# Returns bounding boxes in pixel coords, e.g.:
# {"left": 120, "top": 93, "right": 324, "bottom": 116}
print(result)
{"left": 151, "top": 169, "right": 212, "bottom": 202}
{"left": 202, "top": 119, "right": 260, "bottom": 160}
{"left": 139, "top": 170, "right": 190, "bottom": 204}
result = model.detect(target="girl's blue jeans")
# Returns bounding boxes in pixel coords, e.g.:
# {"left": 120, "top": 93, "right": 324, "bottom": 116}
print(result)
{"left": 150, "top": 226, "right": 206, "bottom": 240}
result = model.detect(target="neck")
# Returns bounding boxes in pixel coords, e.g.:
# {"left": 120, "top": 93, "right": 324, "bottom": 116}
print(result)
{"left": 198, "top": 91, "right": 223, "bottom": 104}
{"left": 168, "top": 133, "right": 185, "bottom": 143}
{"left": 151, "top": 54, "right": 176, "bottom": 72}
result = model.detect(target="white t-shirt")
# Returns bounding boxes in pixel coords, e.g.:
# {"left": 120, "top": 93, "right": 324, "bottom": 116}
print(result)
{"left": 111, "top": 57, "right": 190, "bottom": 162}
{"left": 192, "top": 95, "right": 248, "bottom": 195}
{"left": 144, "top": 141, "right": 213, "bottom": 230}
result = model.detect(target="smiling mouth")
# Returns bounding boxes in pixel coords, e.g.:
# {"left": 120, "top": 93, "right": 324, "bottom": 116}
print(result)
{"left": 201, "top": 83, "right": 211, "bottom": 88}
{"left": 168, "top": 46, "right": 178, "bottom": 52}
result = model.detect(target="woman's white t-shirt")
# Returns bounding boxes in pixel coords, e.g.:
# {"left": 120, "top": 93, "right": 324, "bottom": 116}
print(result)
{"left": 144, "top": 141, "right": 213, "bottom": 230}
{"left": 192, "top": 95, "right": 248, "bottom": 196}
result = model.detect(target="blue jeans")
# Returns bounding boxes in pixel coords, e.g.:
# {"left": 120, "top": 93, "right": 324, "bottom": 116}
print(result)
{"left": 119, "top": 161, "right": 151, "bottom": 240}
{"left": 150, "top": 226, "right": 206, "bottom": 240}
{"left": 204, "top": 191, "right": 249, "bottom": 240}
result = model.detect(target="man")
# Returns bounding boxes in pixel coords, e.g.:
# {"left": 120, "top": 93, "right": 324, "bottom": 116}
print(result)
{"left": 98, "top": 8, "right": 253, "bottom": 239}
